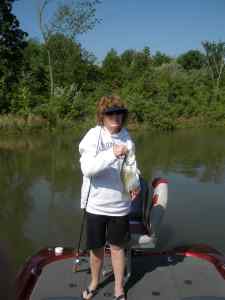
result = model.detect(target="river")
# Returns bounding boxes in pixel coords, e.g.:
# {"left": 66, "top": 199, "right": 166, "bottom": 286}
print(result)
{"left": 0, "top": 128, "right": 225, "bottom": 272}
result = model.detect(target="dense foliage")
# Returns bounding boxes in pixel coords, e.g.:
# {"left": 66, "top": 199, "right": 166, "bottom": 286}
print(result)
{"left": 0, "top": 0, "right": 225, "bottom": 130}
{"left": 0, "top": 0, "right": 28, "bottom": 112}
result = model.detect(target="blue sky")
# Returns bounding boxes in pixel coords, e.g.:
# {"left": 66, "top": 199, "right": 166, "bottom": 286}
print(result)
{"left": 13, "top": 0, "right": 225, "bottom": 62}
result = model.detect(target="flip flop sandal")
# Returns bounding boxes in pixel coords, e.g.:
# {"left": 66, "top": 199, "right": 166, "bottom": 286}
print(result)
{"left": 113, "top": 295, "right": 127, "bottom": 300}
{"left": 82, "top": 287, "right": 98, "bottom": 299}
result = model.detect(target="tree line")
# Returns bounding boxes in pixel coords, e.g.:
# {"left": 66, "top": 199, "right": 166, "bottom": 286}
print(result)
{"left": 1, "top": 0, "right": 225, "bottom": 131}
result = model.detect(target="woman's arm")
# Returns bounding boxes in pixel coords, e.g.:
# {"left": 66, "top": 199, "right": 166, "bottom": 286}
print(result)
{"left": 79, "top": 128, "right": 117, "bottom": 177}
{"left": 80, "top": 147, "right": 117, "bottom": 177}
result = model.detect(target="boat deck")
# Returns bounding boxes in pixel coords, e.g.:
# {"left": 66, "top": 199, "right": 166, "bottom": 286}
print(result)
{"left": 30, "top": 253, "right": 225, "bottom": 300}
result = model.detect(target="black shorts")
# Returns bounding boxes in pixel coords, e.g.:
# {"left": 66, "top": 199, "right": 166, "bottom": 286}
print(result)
{"left": 85, "top": 212, "right": 130, "bottom": 250}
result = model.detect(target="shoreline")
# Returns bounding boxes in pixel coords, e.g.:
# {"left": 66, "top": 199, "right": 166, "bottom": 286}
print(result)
{"left": 0, "top": 114, "right": 225, "bottom": 135}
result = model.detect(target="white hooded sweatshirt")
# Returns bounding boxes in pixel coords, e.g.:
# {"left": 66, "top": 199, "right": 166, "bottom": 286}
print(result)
{"left": 79, "top": 125, "right": 139, "bottom": 216}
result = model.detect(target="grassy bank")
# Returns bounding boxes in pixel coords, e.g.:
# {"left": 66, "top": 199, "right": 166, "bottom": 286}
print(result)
{"left": 0, "top": 114, "right": 49, "bottom": 132}
{"left": 0, "top": 113, "right": 225, "bottom": 135}
{"left": 0, "top": 114, "right": 90, "bottom": 135}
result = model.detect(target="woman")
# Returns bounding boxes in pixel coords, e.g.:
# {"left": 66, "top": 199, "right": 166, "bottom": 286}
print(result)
{"left": 79, "top": 95, "right": 140, "bottom": 300}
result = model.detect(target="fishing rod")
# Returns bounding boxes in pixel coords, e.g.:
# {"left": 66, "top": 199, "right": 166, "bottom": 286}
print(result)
{"left": 72, "top": 126, "right": 103, "bottom": 272}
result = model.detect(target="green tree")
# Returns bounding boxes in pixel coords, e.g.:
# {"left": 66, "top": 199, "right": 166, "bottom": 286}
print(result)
{"left": 102, "top": 49, "right": 123, "bottom": 89}
{"left": 38, "top": 0, "right": 101, "bottom": 97}
{"left": 8, "top": 39, "right": 50, "bottom": 115}
{"left": 23, "top": 39, "right": 49, "bottom": 101}
{"left": 177, "top": 50, "right": 206, "bottom": 70}
{"left": 153, "top": 51, "right": 172, "bottom": 66}
{"left": 121, "top": 49, "right": 136, "bottom": 68}
{"left": 202, "top": 40, "right": 225, "bottom": 91}
{"left": 46, "top": 33, "right": 90, "bottom": 89}
{"left": 128, "top": 48, "right": 152, "bottom": 80}
{"left": 0, "top": 0, "right": 28, "bottom": 112}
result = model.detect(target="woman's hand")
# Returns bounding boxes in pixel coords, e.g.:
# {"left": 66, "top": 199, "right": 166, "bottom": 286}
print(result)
{"left": 130, "top": 187, "right": 141, "bottom": 201}
{"left": 113, "top": 144, "right": 128, "bottom": 158}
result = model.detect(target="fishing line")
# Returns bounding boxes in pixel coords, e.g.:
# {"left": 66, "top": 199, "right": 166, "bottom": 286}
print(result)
{"left": 70, "top": 126, "right": 102, "bottom": 289}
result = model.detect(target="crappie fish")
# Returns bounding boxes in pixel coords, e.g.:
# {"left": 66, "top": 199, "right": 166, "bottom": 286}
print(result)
{"left": 121, "top": 143, "right": 140, "bottom": 196}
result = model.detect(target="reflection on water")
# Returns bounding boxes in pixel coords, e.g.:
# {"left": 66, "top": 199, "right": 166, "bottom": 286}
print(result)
{"left": 0, "top": 128, "right": 225, "bottom": 270}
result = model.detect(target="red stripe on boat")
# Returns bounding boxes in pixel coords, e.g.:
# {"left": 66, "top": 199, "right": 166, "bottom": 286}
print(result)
{"left": 152, "top": 178, "right": 168, "bottom": 188}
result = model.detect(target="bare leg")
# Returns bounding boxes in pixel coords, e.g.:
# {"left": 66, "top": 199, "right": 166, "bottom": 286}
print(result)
{"left": 83, "top": 247, "right": 104, "bottom": 299}
{"left": 90, "top": 247, "right": 104, "bottom": 288}
{"left": 110, "top": 244, "right": 125, "bottom": 298}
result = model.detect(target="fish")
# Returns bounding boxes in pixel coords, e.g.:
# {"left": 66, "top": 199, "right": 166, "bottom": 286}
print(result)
{"left": 121, "top": 143, "right": 140, "bottom": 196}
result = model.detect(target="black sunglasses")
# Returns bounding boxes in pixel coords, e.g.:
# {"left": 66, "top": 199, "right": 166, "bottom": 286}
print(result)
{"left": 104, "top": 111, "right": 124, "bottom": 116}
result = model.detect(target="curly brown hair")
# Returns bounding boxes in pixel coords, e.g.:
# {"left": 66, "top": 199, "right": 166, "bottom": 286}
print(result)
{"left": 96, "top": 95, "right": 128, "bottom": 125}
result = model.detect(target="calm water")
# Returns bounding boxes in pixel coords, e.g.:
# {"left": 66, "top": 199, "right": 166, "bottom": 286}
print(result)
{"left": 0, "top": 128, "right": 225, "bottom": 272}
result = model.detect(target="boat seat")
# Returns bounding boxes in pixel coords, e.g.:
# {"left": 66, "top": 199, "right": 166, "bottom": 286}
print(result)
{"left": 129, "top": 177, "right": 168, "bottom": 249}
{"left": 125, "top": 177, "right": 168, "bottom": 282}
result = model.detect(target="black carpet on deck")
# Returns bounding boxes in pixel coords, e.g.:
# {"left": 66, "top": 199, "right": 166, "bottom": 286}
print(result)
{"left": 30, "top": 254, "right": 225, "bottom": 300}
